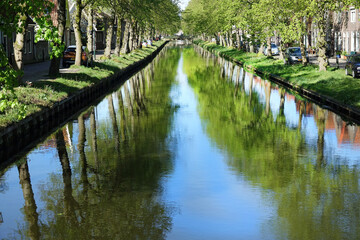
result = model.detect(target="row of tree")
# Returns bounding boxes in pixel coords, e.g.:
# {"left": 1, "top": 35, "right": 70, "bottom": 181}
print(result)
{"left": 0, "top": 0, "right": 181, "bottom": 87}
{"left": 182, "top": 0, "right": 359, "bottom": 71}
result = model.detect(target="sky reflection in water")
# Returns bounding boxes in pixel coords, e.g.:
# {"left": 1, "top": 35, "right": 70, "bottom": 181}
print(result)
{"left": 1, "top": 46, "right": 360, "bottom": 239}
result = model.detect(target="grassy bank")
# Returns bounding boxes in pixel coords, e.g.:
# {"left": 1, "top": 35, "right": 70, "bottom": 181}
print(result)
{"left": 195, "top": 40, "right": 360, "bottom": 110}
{"left": 0, "top": 41, "right": 165, "bottom": 129}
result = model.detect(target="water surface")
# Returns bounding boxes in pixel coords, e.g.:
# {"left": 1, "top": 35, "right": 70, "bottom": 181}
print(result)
{"left": 1, "top": 46, "right": 360, "bottom": 239}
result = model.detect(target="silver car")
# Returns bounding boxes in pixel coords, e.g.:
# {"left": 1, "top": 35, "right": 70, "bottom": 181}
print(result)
{"left": 264, "top": 43, "right": 279, "bottom": 55}
{"left": 284, "top": 47, "right": 309, "bottom": 64}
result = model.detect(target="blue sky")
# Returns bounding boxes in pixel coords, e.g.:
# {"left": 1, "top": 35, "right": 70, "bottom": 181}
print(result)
{"left": 179, "top": 0, "right": 190, "bottom": 10}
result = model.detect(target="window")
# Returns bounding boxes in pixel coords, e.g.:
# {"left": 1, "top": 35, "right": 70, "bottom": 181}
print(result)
{"left": 351, "top": 9, "right": 356, "bottom": 22}
{"left": 27, "top": 31, "right": 32, "bottom": 54}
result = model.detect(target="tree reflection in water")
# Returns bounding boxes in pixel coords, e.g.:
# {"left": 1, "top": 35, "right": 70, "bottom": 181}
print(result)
{"left": 12, "top": 47, "right": 182, "bottom": 239}
{"left": 188, "top": 46, "right": 360, "bottom": 240}
{"left": 18, "top": 160, "right": 40, "bottom": 240}
{"left": 10, "top": 45, "right": 360, "bottom": 239}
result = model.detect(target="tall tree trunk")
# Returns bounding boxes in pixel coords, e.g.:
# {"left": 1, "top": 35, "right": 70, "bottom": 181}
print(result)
{"left": 300, "top": 35, "right": 308, "bottom": 66}
{"left": 49, "top": 0, "right": 66, "bottom": 76}
{"left": 267, "top": 36, "right": 272, "bottom": 57}
{"left": 317, "top": 13, "right": 328, "bottom": 71}
{"left": 259, "top": 44, "right": 265, "bottom": 55}
{"left": 220, "top": 34, "right": 225, "bottom": 46}
{"left": 279, "top": 39, "right": 286, "bottom": 61}
{"left": 104, "top": 13, "right": 115, "bottom": 59}
{"left": 235, "top": 29, "right": 241, "bottom": 50}
{"left": 13, "top": 14, "right": 27, "bottom": 84}
{"left": 128, "top": 22, "right": 134, "bottom": 52}
{"left": 137, "top": 27, "right": 143, "bottom": 49}
{"left": 74, "top": 0, "right": 83, "bottom": 66}
{"left": 249, "top": 35, "right": 255, "bottom": 53}
{"left": 87, "top": 4, "right": 94, "bottom": 54}
{"left": 225, "top": 31, "right": 230, "bottom": 46}
{"left": 228, "top": 30, "right": 233, "bottom": 47}
{"left": 133, "top": 22, "right": 140, "bottom": 49}
{"left": 120, "top": 20, "right": 130, "bottom": 54}
{"left": 114, "top": 17, "right": 123, "bottom": 56}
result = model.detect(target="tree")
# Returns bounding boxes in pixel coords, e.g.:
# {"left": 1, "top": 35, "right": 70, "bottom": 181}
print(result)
{"left": 48, "top": 0, "right": 67, "bottom": 76}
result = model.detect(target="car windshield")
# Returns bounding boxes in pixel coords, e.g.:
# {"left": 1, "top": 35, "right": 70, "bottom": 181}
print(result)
{"left": 66, "top": 48, "right": 76, "bottom": 52}
{"left": 352, "top": 56, "right": 360, "bottom": 62}
{"left": 271, "top": 44, "right": 277, "bottom": 48}
{"left": 289, "top": 48, "right": 301, "bottom": 54}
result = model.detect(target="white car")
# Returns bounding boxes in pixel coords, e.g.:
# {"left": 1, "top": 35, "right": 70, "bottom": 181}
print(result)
{"left": 264, "top": 43, "right": 279, "bottom": 55}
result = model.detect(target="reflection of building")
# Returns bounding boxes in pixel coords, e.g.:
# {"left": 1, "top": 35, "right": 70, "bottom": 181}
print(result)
{"left": 295, "top": 100, "right": 314, "bottom": 116}
{"left": 295, "top": 99, "right": 360, "bottom": 146}
{"left": 40, "top": 128, "right": 72, "bottom": 150}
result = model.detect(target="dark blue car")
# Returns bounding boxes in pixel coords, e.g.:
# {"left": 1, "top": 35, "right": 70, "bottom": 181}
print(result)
{"left": 345, "top": 54, "right": 360, "bottom": 78}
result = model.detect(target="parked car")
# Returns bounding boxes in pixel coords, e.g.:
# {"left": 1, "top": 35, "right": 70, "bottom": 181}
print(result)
{"left": 345, "top": 54, "right": 360, "bottom": 78}
{"left": 62, "top": 45, "right": 88, "bottom": 68}
{"left": 284, "top": 47, "right": 309, "bottom": 64}
{"left": 263, "top": 43, "right": 279, "bottom": 55}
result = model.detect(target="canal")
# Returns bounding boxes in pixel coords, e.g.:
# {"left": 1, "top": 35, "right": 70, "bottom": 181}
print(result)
{"left": 1, "top": 45, "right": 360, "bottom": 239}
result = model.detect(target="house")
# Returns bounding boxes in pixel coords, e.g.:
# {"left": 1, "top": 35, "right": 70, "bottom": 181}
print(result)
{"left": 333, "top": 7, "right": 360, "bottom": 55}
{"left": 1, "top": 18, "right": 39, "bottom": 65}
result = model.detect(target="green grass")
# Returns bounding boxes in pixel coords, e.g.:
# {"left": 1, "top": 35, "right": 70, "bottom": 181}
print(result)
{"left": 195, "top": 40, "right": 360, "bottom": 109}
{"left": 0, "top": 41, "right": 165, "bottom": 129}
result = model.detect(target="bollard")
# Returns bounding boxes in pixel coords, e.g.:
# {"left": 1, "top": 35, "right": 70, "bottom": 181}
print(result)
{"left": 336, "top": 56, "right": 339, "bottom": 69}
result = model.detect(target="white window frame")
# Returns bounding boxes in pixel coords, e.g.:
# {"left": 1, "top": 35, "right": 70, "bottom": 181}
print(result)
{"left": 351, "top": 9, "right": 356, "bottom": 22}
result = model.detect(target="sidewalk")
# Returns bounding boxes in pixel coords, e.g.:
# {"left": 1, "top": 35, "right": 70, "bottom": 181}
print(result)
{"left": 308, "top": 54, "right": 347, "bottom": 69}
{"left": 23, "top": 50, "right": 108, "bottom": 84}
{"left": 22, "top": 60, "right": 78, "bottom": 84}
{"left": 274, "top": 54, "right": 347, "bottom": 68}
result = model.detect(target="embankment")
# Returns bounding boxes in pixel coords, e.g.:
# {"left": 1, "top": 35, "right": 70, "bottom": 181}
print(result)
{"left": 195, "top": 40, "right": 360, "bottom": 124}
{"left": 0, "top": 41, "right": 168, "bottom": 164}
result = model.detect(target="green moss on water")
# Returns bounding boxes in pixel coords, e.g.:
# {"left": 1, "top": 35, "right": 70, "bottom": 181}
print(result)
{"left": 0, "top": 41, "right": 165, "bottom": 129}
{"left": 195, "top": 40, "right": 360, "bottom": 108}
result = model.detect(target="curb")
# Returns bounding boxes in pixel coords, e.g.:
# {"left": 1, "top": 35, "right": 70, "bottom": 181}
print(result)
{"left": 0, "top": 41, "right": 169, "bottom": 164}
{"left": 198, "top": 43, "right": 360, "bottom": 124}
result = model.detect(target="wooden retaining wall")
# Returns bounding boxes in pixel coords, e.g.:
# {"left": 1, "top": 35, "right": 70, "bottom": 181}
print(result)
{"left": 0, "top": 41, "right": 169, "bottom": 165}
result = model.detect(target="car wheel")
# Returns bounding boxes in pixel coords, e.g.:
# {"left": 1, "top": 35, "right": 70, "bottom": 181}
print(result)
{"left": 345, "top": 68, "right": 348, "bottom": 75}
{"left": 352, "top": 70, "right": 357, "bottom": 78}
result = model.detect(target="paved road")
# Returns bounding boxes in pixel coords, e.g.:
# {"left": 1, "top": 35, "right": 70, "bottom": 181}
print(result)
{"left": 22, "top": 50, "right": 107, "bottom": 84}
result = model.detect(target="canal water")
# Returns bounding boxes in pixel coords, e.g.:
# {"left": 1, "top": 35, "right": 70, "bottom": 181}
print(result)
{"left": 1, "top": 45, "right": 360, "bottom": 239}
